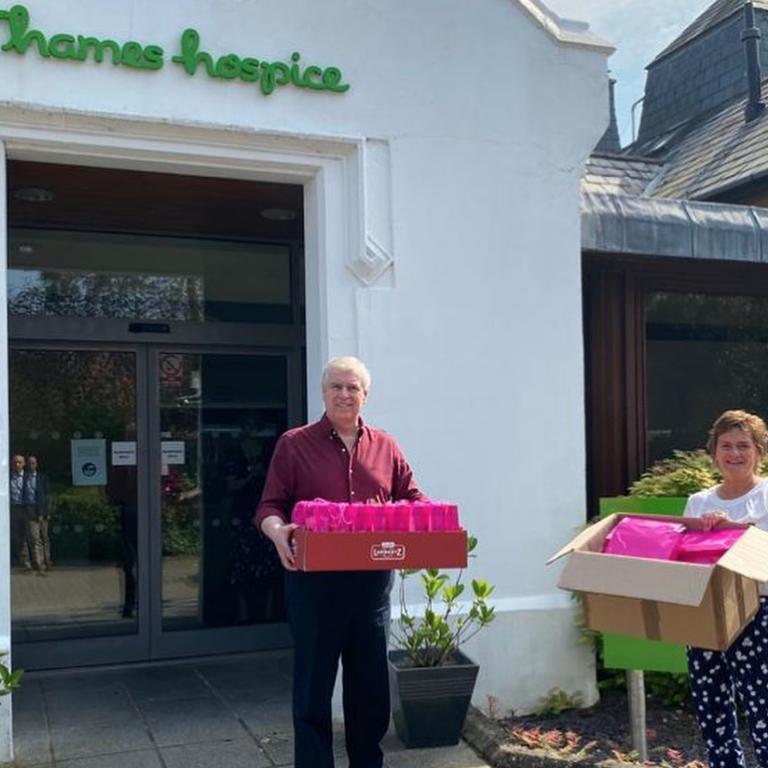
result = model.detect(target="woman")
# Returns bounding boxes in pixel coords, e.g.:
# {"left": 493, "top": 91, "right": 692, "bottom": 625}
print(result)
{"left": 684, "top": 409, "right": 768, "bottom": 768}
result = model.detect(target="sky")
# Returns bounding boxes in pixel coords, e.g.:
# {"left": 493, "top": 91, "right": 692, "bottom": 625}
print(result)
{"left": 543, "top": 0, "right": 716, "bottom": 146}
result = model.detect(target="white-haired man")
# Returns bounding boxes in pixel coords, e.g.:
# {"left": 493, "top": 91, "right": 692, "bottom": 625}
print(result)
{"left": 256, "top": 356, "right": 425, "bottom": 768}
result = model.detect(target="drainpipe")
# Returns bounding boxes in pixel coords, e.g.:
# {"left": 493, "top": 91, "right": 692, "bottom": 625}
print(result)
{"left": 630, "top": 96, "right": 645, "bottom": 144}
{"left": 742, "top": 0, "right": 766, "bottom": 123}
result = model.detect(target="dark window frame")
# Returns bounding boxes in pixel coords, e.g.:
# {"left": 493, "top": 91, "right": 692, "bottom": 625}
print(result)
{"left": 583, "top": 251, "right": 768, "bottom": 515}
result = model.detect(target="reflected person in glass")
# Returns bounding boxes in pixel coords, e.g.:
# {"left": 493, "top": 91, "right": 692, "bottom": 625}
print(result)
{"left": 10, "top": 453, "right": 32, "bottom": 572}
{"left": 23, "top": 455, "right": 51, "bottom": 573}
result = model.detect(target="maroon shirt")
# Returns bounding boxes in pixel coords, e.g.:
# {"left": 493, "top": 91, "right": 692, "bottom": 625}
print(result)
{"left": 255, "top": 414, "right": 425, "bottom": 527}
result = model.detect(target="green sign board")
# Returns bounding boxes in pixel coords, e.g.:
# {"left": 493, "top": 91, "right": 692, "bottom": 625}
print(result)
{"left": 598, "top": 496, "right": 688, "bottom": 673}
{"left": 0, "top": 4, "right": 350, "bottom": 97}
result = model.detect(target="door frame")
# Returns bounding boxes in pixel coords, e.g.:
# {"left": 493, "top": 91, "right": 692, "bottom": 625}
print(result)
{"left": 10, "top": 336, "right": 300, "bottom": 669}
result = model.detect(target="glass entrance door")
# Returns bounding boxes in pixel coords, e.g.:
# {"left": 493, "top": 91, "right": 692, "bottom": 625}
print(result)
{"left": 10, "top": 344, "right": 293, "bottom": 669}
{"left": 10, "top": 346, "right": 148, "bottom": 668}
{"left": 150, "top": 350, "right": 290, "bottom": 658}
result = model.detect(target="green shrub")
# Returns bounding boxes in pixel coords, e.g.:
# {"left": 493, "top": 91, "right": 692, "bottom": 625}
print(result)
{"left": 629, "top": 449, "right": 768, "bottom": 498}
{"left": 645, "top": 672, "right": 690, "bottom": 709}
{"left": 49, "top": 487, "right": 122, "bottom": 561}
{"left": 598, "top": 667, "right": 690, "bottom": 710}
{"left": 162, "top": 502, "right": 200, "bottom": 555}
{"left": 628, "top": 450, "right": 718, "bottom": 497}
{"left": 534, "top": 688, "right": 584, "bottom": 716}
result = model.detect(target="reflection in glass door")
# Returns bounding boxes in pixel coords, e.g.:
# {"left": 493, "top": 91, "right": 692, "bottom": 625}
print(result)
{"left": 157, "top": 353, "right": 288, "bottom": 639}
{"left": 9, "top": 348, "right": 144, "bottom": 661}
{"left": 10, "top": 345, "right": 295, "bottom": 668}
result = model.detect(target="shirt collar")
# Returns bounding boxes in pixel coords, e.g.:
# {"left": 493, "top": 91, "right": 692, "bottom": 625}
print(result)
{"left": 320, "top": 412, "right": 365, "bottom": 439}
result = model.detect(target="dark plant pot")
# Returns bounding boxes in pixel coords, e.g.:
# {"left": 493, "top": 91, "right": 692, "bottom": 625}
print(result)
{"left": 388, "top": 648, "right": 479, "bottom": 748}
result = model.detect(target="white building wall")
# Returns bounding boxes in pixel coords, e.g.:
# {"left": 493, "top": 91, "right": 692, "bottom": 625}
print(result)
{"left": 0, "top": 0, "right": 612, "bottom": 754}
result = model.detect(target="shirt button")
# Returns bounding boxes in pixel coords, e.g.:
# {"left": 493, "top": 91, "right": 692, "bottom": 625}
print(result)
{"left": 341, "top": 448, "right": 346, "bottom": 453}
{"left": 351, "top": 491, "right": 356, "bottom": 496}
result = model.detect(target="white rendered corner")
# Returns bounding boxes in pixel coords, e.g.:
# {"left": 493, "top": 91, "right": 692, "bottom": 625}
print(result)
{"left": 515, "top": 0, "right": 615, "bottom": 53}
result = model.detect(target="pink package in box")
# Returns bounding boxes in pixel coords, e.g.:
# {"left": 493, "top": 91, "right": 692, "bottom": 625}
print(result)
{"left": 290, "top": 499, "right": 461, "bottom": 533}
{"left": 602, "top": 517, "right": 686, "bottom": 560}
{"left": 676, "top": 528, "right": 746, "bottom": 565}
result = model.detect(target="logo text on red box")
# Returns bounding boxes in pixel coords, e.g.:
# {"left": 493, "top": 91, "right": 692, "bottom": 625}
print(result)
{"left": 370, "top": 541, "right": 406, "bottom": 561}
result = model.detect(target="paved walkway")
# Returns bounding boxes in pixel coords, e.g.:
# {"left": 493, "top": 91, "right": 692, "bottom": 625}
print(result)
{"left": 11, "top": 651, "right": 491, "bottom": 767}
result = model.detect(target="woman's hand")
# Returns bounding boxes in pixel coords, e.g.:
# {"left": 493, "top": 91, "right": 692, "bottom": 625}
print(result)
{"left": 700, "top": 510, "right": 729, "bottom": 531}
{"left": 260, "top": 516, "right": 299, "bottom": 570}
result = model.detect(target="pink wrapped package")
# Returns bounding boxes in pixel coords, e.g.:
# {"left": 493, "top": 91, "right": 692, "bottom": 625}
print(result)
{"left": 602, "top": 517, "right": 686, "bottom": 560}
{"left": 290, "top": 499, "right": 462, "bottom": 533}
{"left": 676, "top": 528, "right": 746, "bottom": 565}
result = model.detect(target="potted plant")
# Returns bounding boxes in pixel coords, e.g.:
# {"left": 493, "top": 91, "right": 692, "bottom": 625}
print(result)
{"left": 388, "top": 535, "right": 495, "bottom": 748}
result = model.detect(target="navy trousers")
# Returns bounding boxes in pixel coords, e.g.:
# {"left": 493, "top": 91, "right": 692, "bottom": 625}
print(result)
{"left": 285, "top": 570, "right": 392, "bottom": 768}
{"left": 688, "top": 598, "right": 768, "bottom": 768}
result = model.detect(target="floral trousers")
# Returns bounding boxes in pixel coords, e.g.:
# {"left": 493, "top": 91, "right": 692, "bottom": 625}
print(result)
{"left": 687, "top": 598, "right": 768, "bottom": 768}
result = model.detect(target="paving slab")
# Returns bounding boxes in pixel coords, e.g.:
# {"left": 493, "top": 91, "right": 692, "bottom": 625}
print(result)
{"left": 40, "top": 671, "right": 125, "bottom": 695}
{"left": 122, "top": 669, "right": 213, "bottom": 704}
{"left": 55, "top": 749, "right": 164, "bottom": 768}
{"left": 50, "top": 720, "right": 154, "bottom": 762}
{"left": 160, "top": 738, "right": 273, "bottom": 768}
{"left": 139, "top": 696, "right": 248, "bottom": 747}
{"left": 12, "top": 727, "right": 53, "bottom": 766}
{"left": 46, "top": 688, "right": 139, "bottom": 729}
{"left": 226, "top": 692, "right": 294, "bottom": 734}
{"left": 254, "top": 730, "right": 293, "bottom": 766}
{"left": 236, "top": 705, "right": 295, "bottom": 736}
{"left": 14, "top": 763, "right": 52, "bottom": 768}
{"left": 385, "top": 740, "right": 491, "bottom": 768}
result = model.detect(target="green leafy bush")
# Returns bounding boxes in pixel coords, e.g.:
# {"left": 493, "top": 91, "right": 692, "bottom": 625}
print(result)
{"left": 162, "top": 502, "right": 200, "bottom": 555}
{"left": 534, "top": 688, "right": 584, "bottom": 716}
{"left": 392, "top": 535, "right": 495, "bottom": 667}
{"left": 49, "top": 487, "right": 122, "bottom": 561}
{"left": 645, "top": 672, "right": 691, "bottom": 709}
{"left": 50, "top": 487, "right": 120, "bottom": 533}
{"left": 0, "top": 655, "right": 22, "bottom": 696}
{"left": 628, "top": 450, "right": 718, "bottom": 497}
{"left": 598, "top": 667, "right": 690, "bottom": 710}
{"left": 629, "top": 449, "right": 768, "bottom": 498}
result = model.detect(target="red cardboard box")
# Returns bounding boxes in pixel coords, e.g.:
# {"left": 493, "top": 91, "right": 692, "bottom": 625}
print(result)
{"left": 293, "top": 528, "right": 468, "bottom": 571}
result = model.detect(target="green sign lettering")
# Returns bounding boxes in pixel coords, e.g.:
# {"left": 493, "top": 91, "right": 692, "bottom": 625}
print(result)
{"left": 0, "top": 4, "right": 351, "bottom": 96}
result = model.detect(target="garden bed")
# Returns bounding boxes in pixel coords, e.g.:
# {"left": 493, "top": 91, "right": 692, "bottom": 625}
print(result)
{"left": 462, "top": 688, "right": 759, "bottom": 768}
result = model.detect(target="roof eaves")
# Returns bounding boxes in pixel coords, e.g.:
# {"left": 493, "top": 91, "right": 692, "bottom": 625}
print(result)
{"left": 581, "top": 191, "right": 768, "bottom": 263}
{"left": 693, "top": 167, "right": 768, "bottom": 200}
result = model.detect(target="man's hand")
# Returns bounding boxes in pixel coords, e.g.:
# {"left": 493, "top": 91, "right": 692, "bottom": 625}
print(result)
{"left": 260, "top": 515, "right": 299, "bottom": 571}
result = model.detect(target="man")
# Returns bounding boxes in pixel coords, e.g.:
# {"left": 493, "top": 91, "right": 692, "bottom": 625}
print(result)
{"left": 23, "top": 455, "right": 51, "bottom": 573}
{"left": 255, "top": 356, "right": 425, "bottom": 768}
{"left": 10, "top": 453, "right": 30, "bottom": 571}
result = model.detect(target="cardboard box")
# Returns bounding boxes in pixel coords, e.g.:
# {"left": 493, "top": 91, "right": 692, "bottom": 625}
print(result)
{"left": 293, "top": 528, "right": 468, "bottom": 572}
{"left": 548, "top": 513, "right": 768, "bottom": 650}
